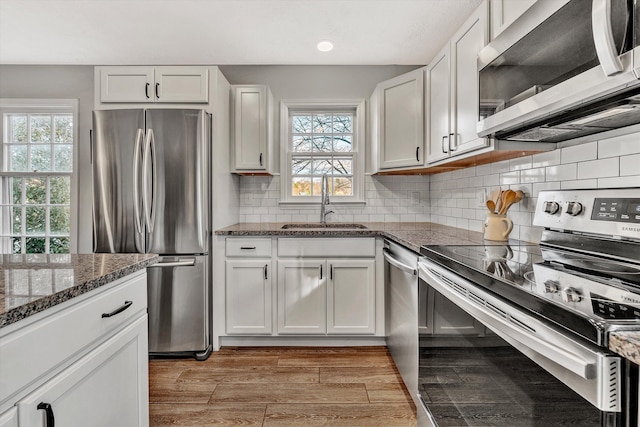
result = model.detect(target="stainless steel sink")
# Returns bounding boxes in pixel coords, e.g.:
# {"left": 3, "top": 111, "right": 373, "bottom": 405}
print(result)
{"left": 281, "top": 223, "right": 368, "bottom": 229}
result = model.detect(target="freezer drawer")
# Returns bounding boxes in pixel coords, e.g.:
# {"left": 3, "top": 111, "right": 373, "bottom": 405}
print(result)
{"left": 147, "top": 255, "right": 210, "bottom": 357}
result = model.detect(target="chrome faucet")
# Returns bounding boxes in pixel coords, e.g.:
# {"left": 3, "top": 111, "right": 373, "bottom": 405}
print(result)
{"left": 320, "top": 174, "right": 334, "bottom": 223}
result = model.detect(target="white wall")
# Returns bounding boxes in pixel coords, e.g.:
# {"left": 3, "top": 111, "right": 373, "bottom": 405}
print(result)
{"left": 430, "top": 132, "right": 640, "bottom": 242}
{"left": 0, "top": 65, "right": 95, "bottom": 252}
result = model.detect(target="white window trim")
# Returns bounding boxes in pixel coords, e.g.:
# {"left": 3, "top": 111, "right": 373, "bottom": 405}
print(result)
{"left": 0, "top": 98, "right": 79, "bottom": 253}
{"left": 279, "top": 99, "right": 365, "bottom": 206}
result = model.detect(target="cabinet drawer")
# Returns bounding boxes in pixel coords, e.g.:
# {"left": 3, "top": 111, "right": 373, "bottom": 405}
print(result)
{"left": 226, "top": 238, "right": 272, "bottom": 257}
{"left": 278, "top": 238, "right": 375, "bottom": 257}
{"left": 0, "top": 271, "right": 147, "bottom": 405}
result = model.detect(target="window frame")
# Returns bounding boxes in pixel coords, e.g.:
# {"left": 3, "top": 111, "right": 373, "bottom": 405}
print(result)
{"left": 280, "top": 99, "right": 365, "bottom": 205}
{"left": 0, "top": 99, "right": 79, "bottom": 254}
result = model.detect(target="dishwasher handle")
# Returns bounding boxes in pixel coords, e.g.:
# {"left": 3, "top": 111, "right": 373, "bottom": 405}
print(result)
{"left": 383, "top": 248, "right": 417, "bottom": 275}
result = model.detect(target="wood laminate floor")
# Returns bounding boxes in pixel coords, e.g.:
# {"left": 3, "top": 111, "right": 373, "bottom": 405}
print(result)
{"left": 149, "top": 346, "right": 417, "bottom": 426}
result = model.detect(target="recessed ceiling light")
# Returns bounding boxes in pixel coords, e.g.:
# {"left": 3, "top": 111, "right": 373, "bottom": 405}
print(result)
{"left": 317, "top": 40, "right": 334, "bottom": 52}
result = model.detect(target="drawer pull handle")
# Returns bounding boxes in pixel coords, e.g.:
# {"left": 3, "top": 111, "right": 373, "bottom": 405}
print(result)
{"left": 102, "top": 301, "right": 133, "bottom": 318}
{"left": 148, "top": 259, "right": 196, "bottom": 268}
{"left": 240, "top": 246, "right": 257, "bottom": 250}
{"left": 37, "top": 402, "right": 55, "bottom": 427}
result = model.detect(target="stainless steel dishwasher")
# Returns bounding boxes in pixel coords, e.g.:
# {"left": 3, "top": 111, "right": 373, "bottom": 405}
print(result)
{"left": 384, "top": 240, "right": 421, "bottom": 413}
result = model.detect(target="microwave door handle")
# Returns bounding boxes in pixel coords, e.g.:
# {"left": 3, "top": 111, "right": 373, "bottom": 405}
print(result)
{"left": 592, "top": 0, "right": 624, "bottom": 76}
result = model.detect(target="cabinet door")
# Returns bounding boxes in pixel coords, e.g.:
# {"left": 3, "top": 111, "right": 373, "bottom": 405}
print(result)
{"left": 232, "top": 86, "right": 268, "bottom": 171}
{"left": 327, "top": 259, "right": 376, "bottom": 334}
{"left": 99, "top": 66, "right": 154, "bottom": 103}
{"left": 378, "top": 69, "right": 424, "bottom": 169}
{"left": 491, "top": 0, "right": 537, "bottom": 39}
{"left": 225, "top": 259, "right": 272, "bottom": 335}
{"left": 154, "top": 67, "right": 209, "bottom": 103}
{"left": 431, "top": 287, "right": 484, "bottom": 336}
{"left": 17, "top": 316, "right": 149, "bottom": 427}
{"left": 426, "top": 45, "right": 451, "bottom": 164}
{"left": 277, "top": 259, "right": 326, "bottom": 334}
{"left": 0, "top": 408, "right": 17, "bottom": 427}
{"left": 450, "top": 3, "right": 490, "bottom": 156}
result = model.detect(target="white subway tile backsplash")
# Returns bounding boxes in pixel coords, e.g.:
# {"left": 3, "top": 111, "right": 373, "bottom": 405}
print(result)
{"left": 620, "top": 154, "right": 640, "bottom": 176}
{"left": 597, "top": 175, "right": 640, "bottom": 188}
{"left": 577, "top": 157, "right": 619, "bottom": 179}
{"left": 560, "top": 179, "right": 598, "bottom": 189}
{"left": 500, "top": 171, "right": 520, "bottom": 185}
{"left": 531, "top": 150, "right": 561, "bottom": 168}
{"left": 238, "top": 131, "right": 638, "bottom": 243}
{"left": 598, "top": 133, "right": 640, "bottom": 158}
{"left": 545, "top": 163, "right": 577, "bottom": 182}
{"left": 510, "top": 155, "right": 533, "bottom": 171}
{"left": 521, "top": 167, "right": 545, "bottom": 183}
{"left": 561, "top": 141, "right": 597, "bottom": 163}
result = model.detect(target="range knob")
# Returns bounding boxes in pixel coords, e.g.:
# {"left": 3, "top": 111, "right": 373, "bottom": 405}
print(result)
{"left": 565, "top": 201, "right": 583, "bottom": 216}
{"left": 544, "top": 280, "right": 560, "bottom": 294}
{"left": 543, "top": 201, "right": 561, "bottom": 215}
{"left": 562, "top": 287, "right": 582, "bottom": 303}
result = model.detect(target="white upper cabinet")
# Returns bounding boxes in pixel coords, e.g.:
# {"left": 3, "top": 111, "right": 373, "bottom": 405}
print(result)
{"left": 374, "top": 69, "right": 425, "bottom": 170}
{"left": 98, "top": 66, "right": 208, "bottom": 103}
{"left": 426, "top": 1, "right": 490, "bottom": 164}
{"left": 154, "top": 67, "right": 209, "bottom": 103}
{"left": 490, "top": 0, "right": 537, "bottom": 40}
{"left": 231, "top": 85, "right": 274, "bottom": 174}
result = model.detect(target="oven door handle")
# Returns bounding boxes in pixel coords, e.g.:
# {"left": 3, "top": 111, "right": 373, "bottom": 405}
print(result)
{"left": 383, "top": 249, "right": 417, "bottom": 275}
{"left": 418, "top": 262, "right": 597, "bottom": 380}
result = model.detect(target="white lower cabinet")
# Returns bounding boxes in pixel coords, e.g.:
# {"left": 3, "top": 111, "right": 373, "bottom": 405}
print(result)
{"left": 17, "top": 316, "right": 148, "bottom": 427}
{"left": 277, "top": 257, "right": 376, "bottom": 335}
{"left": 0, "top": 408, "right": 17, "bottom": 427}
{"left": 327, "top": 259, "right": 376, "bottom": 334}
{"left": 277, "top": 259, "right": 327, "bottom": 334}
{"left": 0, "top": 271, "right": 149, "bottom": 427}
{"left": 224, "top": 237, "right": 378, "bottom": 338}
{"left": 225, "top": 260, "right": 272, "bottom": 334}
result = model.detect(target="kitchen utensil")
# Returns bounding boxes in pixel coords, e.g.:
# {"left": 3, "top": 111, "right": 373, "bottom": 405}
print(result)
{"left": 499, "top": 190, "right": 517, "bottom": 215}
{"left": 486, "top": 200, "right": 496, "bottom": 213}
{"left": 514, "top": 190, "right": 524, "bottom": 202}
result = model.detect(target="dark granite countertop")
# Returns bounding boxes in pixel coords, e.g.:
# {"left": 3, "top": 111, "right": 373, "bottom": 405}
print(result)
{"left": 215, "top": 222, "right": 489, "bottom": 254}
{"left": 609, "top": 331, "right": 640, "bottom": 365}
{"left": 0, "top": 253, "right": 158, "bottom": 329}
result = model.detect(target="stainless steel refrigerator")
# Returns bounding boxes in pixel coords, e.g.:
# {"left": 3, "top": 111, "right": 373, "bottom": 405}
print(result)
{"left": 92, "top": 108, "right": 212, "bottom": 360}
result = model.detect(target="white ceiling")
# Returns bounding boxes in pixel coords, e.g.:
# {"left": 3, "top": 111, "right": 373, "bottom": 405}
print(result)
{"left": 0, "top": 0, "right": 483, "bottom": 65}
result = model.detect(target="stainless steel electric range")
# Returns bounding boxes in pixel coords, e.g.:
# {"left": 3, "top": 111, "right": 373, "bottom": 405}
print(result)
{"left": 418, "top": 188, "right": 640, "bottom": 427}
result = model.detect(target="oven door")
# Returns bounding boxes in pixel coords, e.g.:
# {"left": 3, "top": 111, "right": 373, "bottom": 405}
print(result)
{"left": 418, "top": 259, "right": 624, "bottom": 426}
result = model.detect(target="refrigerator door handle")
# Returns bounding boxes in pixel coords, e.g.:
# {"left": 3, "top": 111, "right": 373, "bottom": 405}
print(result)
{"left": 133, "top": 129, "right": 144, "bottom": 235}
{"left": 143, "top": 128, "right": 157, "bottom": 233}
{"left": 149, "top": 258, "right": 197, "bottom": 268}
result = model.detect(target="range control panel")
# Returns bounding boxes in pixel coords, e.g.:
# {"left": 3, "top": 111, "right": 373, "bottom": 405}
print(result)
{"left": 533, "top": 189, "right": 640, "bottom": 240}
{"left": 591, "top": 198, "right": 640, "bottom": 223}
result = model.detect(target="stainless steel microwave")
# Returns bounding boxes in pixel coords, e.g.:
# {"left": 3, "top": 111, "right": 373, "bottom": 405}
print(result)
{"left": 477, "top": 0, "right": 640, "bottom": 143}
